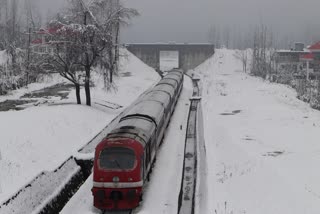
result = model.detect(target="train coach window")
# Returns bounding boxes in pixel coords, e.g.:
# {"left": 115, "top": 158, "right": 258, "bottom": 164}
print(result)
{"left": 99, "top": 147, "right": 135, "bottom": 170}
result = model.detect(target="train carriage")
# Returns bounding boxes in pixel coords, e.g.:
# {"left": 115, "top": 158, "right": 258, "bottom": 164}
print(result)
{"left": 142, "top": 91, "right": 172, "bottom": 127}
{"left": 92, "top": 69, "right": 184, "bottom": 210}
{"left": 152, "top": 84, "right": 175, "bottom": 101}
{"left": 157, "top": 79, "right": 178, "bottom": 93}
{"left": 166, "top": 70, "right": 184, "bottom": 84}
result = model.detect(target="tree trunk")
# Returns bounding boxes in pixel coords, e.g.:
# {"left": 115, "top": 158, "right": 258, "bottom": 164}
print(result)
{"left": 26, "top": 27, "right": 31, "bottom": 85}
{"left": 75, "top": 83, "right": 81, "bottom": 104}
{"left": 109, "top": 48, "right": 114, "bottom": 84}
{"left": 110, "top": 69, "right": 113, "bottom": 84}
{"left": 85, "top": 66, "right": 91, "bottom": 106}
{"left": 83, "top": 12, "right": 91, "bottom": 106}
{"left": 114, "top": 20, "right": 120, "bottom": 73}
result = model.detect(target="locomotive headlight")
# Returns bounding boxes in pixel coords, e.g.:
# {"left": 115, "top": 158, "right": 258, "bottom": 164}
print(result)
{"left": 113, "top": 176, "right": 120, "bottom": 183}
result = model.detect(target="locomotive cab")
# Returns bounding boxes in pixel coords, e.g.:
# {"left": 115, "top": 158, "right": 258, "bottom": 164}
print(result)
{"left": 92, "top": 138, "right": 144, "bottom": 210}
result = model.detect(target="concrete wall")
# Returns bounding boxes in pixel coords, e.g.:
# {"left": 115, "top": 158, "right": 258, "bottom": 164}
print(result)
{"left": 126, "top": 43, "right": 215, "bottom": 71}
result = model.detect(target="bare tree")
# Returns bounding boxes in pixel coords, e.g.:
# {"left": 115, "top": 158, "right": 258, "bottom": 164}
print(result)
{"left": 43, "top": 0, "right": 138, "bottom": 106}
{"left": 251, "top": 24, "right": 274, "bottom": 79}
{"left": 39, "top": 21, "right": 84, "bottom": 104}
{"left": 0, "top": 0, "right": 43, "bottom": 94}
{"left": 235, "top": 49, "right": 249, "bottom": 73}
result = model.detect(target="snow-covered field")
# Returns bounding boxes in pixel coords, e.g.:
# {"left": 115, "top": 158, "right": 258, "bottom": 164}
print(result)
{"left": 194, "top": 49, "right": 320, "bottom": 214}
{"left": 0, "top": 49, "right": 159, "bottom": 204}
{"left": 3, "top": 47, "right": 320, "bottom": 214}
{"left": 61, "top": 76, "right": 193, "bottom": 214}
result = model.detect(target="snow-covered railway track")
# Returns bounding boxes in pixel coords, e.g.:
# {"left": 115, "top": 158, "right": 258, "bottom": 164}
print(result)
{"left": 57, "top": 74, "right": 194, "bottom": 214}
{"left": 177, "top": 78, "right": 201, "bottom": 214}
{"left": 102, "top": 210, "right": 132, "bottom": 214}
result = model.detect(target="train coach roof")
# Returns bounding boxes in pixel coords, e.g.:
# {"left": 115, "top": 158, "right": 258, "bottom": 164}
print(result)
{"left": 152, "top": 84, "right": 175, "bottom": 98}
{"left": 109, "top": 117, "right": 156, "bottom": 146}
{"left": 171, "top": 69, "right": 184, "bottom": 73}
{"left": 166, "top": 70, "right": 184, "bottom": 78}
{"left": 162, "top": 75, "right": 181, "bottom": 85}
{"left": 168, "top": 70, "right": 183, "bottom": 75}
{"left": 164, "top": 73, "right": 180, "bottom": 79}
{"left": 142, "top": 90, "right": 171, "bottom": 108}
{"left": 122, "top": 100, "right": 165, "bottom": 127}
{"left": 157, "top": 78, "right": 178, "bottom": 89}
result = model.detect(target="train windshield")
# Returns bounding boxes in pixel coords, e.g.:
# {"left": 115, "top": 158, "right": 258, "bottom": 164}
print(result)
{"left": 99, "top": 147, "right": 135, "bottom": 170}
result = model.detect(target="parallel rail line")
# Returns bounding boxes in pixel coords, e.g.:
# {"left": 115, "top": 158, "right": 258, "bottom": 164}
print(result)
{"left": 177, "top": 77, "right": 201, "bottom": 214}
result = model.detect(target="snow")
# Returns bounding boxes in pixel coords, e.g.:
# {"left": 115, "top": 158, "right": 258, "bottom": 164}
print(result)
{"left": 194, "top": 104, "right": 207, "bottom": 214}
{"left": 60, "top": 76, "right": 193, "bottom": 214}
{"left": 0, "top": 158, "right": 81, "bottom": 214}
{"left": 0, "top": 74, "right": 66, "bottom": 103}
{"left": 0, "top": 48, "right": 159, "bottom": 206}
{"left": 60, "top": 174, "right": 100, "bottom": 214}
{"left": 4, "top": 45, "right": 320, "bottom": 214}
{"left": 193, "top": 49, "right": 320, "bottom": 214}
{"left": 0, "top": 50, "right": 8, "bottom": 65}
{"left": 0, "top": 105, "right": 108, "bottom": 204}
{"left": 87, "top": 49, "right": 160, "bottom": 108}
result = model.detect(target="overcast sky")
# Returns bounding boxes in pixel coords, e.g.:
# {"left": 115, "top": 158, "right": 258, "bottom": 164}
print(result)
{"left": 36, "top": 0, "right": 320, "bottom": 44}
{"left": 121, "top": 0, "right": 320, "bottom": 44}
{"left": 34, "top": 0, "right": 65, "bottom": 13}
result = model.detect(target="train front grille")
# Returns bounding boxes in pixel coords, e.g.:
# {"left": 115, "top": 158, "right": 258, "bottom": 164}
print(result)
{"left": 110, "top": 191, "right": 123, "bottom": 201}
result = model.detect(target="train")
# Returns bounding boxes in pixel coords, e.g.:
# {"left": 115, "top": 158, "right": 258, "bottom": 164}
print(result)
{"left": 91, "top": 69, "right": 184, "bottom": 210}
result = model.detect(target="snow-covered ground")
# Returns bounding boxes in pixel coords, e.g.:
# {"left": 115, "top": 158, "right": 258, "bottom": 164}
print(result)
{"left": 0, "top": 49, "right": 159, "bottom": 204}
{"left": 61, "top": 76, "right": 193, "bottom": 214}
{"left": 4, "top": 46, "right": 320, "bottom": 214}
{"left": 194, "top": 49, "right": 320, "bottom": 214}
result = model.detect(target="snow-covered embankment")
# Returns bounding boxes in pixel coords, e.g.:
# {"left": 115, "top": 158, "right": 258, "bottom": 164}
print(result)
{"left": 0, "top": 49, "right": 160, "bottom": 213}
{"left": 194, "top": 49, "right": 320, "bottom": 214}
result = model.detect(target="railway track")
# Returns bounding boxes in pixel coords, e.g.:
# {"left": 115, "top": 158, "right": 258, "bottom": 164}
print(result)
{"left": 97, "top": 74, "right": 202, "bottom": 214}
{"left": 177, "top": 77, "right": 201, "bottom": 214}
{"left": 102, "top": 210, "right": 133, "bottom": 214}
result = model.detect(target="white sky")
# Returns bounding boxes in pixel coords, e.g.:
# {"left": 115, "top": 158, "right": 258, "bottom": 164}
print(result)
{"left": 35, "top": 0, "right": 320, "bottom": 44}
{"left": 121, "top": 0, "right": 320, "bottom": 43}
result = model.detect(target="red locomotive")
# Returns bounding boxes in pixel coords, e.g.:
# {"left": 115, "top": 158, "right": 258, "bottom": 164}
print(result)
{"left": 92, "top": 69, "right": 184, "bottom": 210}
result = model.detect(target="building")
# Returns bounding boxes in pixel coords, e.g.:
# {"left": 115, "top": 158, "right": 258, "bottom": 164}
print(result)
{"left": 274, "top": 42, "right": 320, "bottom": 79}
{"left": 275, "top": 43, "right": 308, "bottom": 74}
{"left": 299, "top": 53, "right": 315, "bottom": 80}
{"left": 31, "top": 26, "right": 61, "bottom": 54}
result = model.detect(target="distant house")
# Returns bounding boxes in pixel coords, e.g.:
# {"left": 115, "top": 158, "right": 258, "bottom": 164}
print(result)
{"left": 31, "top": 26, "right": 61, "bottom": 54}
{"left": 308, "top": 41, "right": 320, "bottom": 53}
{"left": 297, "top": 41, "right": 320, "bottom": 79}
{"left": 274, "top": 43, "right": 308, "bottom": 74}
{"left": 306, "top": 42, "right": 320, "bottom": 72}
{"left": 299, "top": 52, "right": 315, "bottom": 80}
{"left": 274, "top": 42, "right": 320, "bottom": 79}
